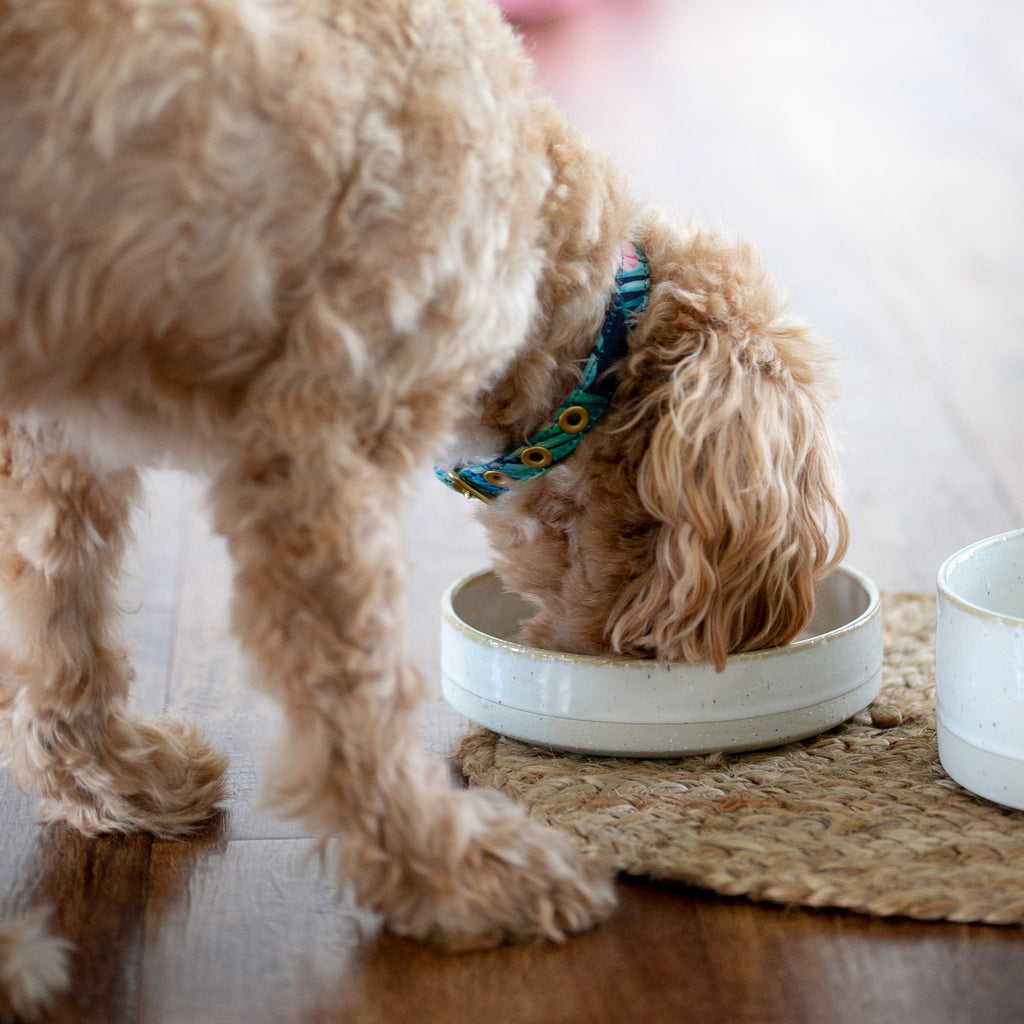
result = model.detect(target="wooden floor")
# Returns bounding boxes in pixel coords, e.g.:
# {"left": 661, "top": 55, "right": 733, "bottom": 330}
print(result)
{"left": 3, "top": 0, "right": 1024, "bottom": 1020}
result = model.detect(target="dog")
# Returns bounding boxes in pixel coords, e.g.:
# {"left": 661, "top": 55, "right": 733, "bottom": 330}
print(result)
{"left": 0, "top": 0, "right": 847, "bottom": 1014}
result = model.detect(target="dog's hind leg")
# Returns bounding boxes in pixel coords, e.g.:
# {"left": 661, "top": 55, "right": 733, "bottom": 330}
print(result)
{"left": 211, "top": 436, "right": 616, "bottom": 948}
{"left": 0, "top": 420, "right": 226, "bottom": 836}
{"left": 0, "top": 907, "right": 71, "bottom": 1022}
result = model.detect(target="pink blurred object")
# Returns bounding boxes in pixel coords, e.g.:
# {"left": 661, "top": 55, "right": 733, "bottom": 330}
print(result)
{"left": 499, "top": 0, "right": 601, "bottom": 21}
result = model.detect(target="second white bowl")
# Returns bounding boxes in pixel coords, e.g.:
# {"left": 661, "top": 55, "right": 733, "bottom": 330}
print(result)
{"left": 936, "top": 528, "right": 1024, "bottom": 810}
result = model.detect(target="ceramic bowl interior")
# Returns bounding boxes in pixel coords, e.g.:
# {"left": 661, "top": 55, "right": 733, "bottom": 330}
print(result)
{"left": 441, "top": 565, "right": 882, "bottom": 757}
{"left": 936, "top": 528, "right": 1024, "bottom": 810}
{"left": 938, "top": 529, "right": 1024, "bottom": 622}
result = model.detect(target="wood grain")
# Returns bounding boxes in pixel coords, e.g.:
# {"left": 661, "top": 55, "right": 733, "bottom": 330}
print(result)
{"left": 3, "top": 0, "right": 1024, "bottom": 1021}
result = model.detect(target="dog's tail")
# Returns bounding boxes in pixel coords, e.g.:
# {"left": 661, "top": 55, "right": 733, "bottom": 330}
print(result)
{"left": 0, "top": 908, "right": 72, "bottom": 1022}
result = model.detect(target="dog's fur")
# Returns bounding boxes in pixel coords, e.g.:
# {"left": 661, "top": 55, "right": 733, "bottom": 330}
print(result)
{"left": 0, "top": 0, "right": 846, "bottom": 1013}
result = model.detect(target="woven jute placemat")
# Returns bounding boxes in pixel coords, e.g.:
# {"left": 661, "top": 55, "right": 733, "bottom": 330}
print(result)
{"left": 457, "top": 593, "right": 1024, "bottom": 924}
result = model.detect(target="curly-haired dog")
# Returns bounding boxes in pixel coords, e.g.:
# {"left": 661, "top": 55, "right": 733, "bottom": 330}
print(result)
{"left": 0, "top": 0, "right": 846, "bottom": 1012}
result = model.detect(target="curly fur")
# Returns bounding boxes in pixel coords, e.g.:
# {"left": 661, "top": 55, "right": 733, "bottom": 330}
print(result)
{"left": 482, "top": 211, "right": 847, "bottom": 669}
{"left": 0, "top": 0, "right": 846, "bottom": 1011}
{"left": 0, "top": 909, "right": 71, "bottom": 1021}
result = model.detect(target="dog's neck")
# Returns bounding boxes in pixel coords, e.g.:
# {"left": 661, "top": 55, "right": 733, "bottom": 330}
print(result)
{"left": 437, "top": 243, "right": 650, "bottom": 501}
{"left": 445, "top": 102, "right": 645, "bottom": 480}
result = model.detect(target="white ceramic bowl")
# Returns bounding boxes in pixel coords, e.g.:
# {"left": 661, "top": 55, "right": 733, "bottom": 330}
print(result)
{"left": 441, "top": 565, "right": 882, "bottom": 757}
{"left": 936, "top": 528, "right": 1024, "bottom": 810}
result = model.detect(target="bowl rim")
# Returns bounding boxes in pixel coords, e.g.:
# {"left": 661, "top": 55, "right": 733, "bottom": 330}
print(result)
{"left": 442, "top": 562, "right": 880, "bottom": 670}
{"left": 936, "top": 527, "right": 1024, "bottom": 627}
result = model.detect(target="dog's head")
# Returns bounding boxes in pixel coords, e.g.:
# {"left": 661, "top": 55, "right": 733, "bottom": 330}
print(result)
{"left": 483, "top": 218, "right": 848, "bottom": 671}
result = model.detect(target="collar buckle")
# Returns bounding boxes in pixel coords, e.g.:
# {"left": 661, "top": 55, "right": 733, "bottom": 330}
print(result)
{"left": 440, "top": 469, "right": 494, "bottom": 504}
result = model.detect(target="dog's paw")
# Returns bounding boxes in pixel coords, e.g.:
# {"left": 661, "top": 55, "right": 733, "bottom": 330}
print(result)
{"left": 372, "top": 788, "right": 616, "bottom": 950}
{"left": 36, "top": 713, "right": 228, "bottom": 838}
{"left": 0, "top": 907, "right": 72, "bottom": 1022}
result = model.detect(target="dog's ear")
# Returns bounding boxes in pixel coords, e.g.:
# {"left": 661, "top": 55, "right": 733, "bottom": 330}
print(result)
{"left": 607, "top": 248, "right": 848, "bottom": 671}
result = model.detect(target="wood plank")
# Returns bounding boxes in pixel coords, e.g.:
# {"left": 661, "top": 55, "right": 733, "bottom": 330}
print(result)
{"left": 123, "top": 469, "right": 197, "bottom": 715}
{"left": 140, "top": 837, "right": 375, "bottom": 1024}
{"left": 0, "top": 827, "right": 152, "bottom": 1024}
{"left": 684, "top": 886, "right": 1024, "bottom": 1024}
{"left": 134, "top": 866, "right": 1024, "bottom": 1024}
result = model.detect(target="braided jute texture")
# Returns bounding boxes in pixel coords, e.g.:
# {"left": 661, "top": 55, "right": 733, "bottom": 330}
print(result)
{"left": 457, "top": 593, "right": 1024, "bottom": 924}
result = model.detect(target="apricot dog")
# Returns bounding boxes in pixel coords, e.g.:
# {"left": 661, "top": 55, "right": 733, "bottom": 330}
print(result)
{"left": 0, "top": 0, "right": 845, "bottom": 1015}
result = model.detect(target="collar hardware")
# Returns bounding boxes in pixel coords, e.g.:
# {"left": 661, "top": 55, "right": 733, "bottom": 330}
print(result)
{"left": 521, "top": 445, "right": 554, "bottom": 468}
{"left": 440, "top": 469, "right": 495, "bottom": 504}
{"left": 558, "top": 405, "right": 590, "bottom": 434}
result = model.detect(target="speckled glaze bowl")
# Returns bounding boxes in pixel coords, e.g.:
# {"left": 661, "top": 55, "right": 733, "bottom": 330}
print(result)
{"left": 441, "top": 565, "right": 882, "bottom": 757}
{"left": 936, "top": 528, "right": 1024, "bottom": 810}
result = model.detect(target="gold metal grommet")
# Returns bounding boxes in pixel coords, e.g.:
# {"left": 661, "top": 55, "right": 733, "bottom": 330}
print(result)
{"left": 483, "top": 470, "right": 514, "bottom": 488}
{"left": 557, "top": 405, "right": 590, "bottom": 434}
{"left": 520, "top": 445, "right": 553, "bottom": 469}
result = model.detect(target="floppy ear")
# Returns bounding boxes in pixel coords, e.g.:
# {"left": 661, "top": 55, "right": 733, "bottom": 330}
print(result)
{"left": 607, "top": 243, "right": 848, "bottom": 671}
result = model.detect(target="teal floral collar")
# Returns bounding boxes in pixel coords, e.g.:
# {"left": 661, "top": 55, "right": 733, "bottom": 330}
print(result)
{"left": 437, "top": 243, "right": 650, "bottom": 503}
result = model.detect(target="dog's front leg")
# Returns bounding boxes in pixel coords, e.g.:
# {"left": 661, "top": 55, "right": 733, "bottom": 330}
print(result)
{"left": 211, "top": 440, "right": 615, "bottom": 948}
{"left": 0, "top": 419, "right": 226, "bottom": 835}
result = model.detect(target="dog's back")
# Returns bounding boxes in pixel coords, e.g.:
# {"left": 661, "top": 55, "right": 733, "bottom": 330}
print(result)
{"left": 0, "top": 0, "right": 549, "bottom": 466}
